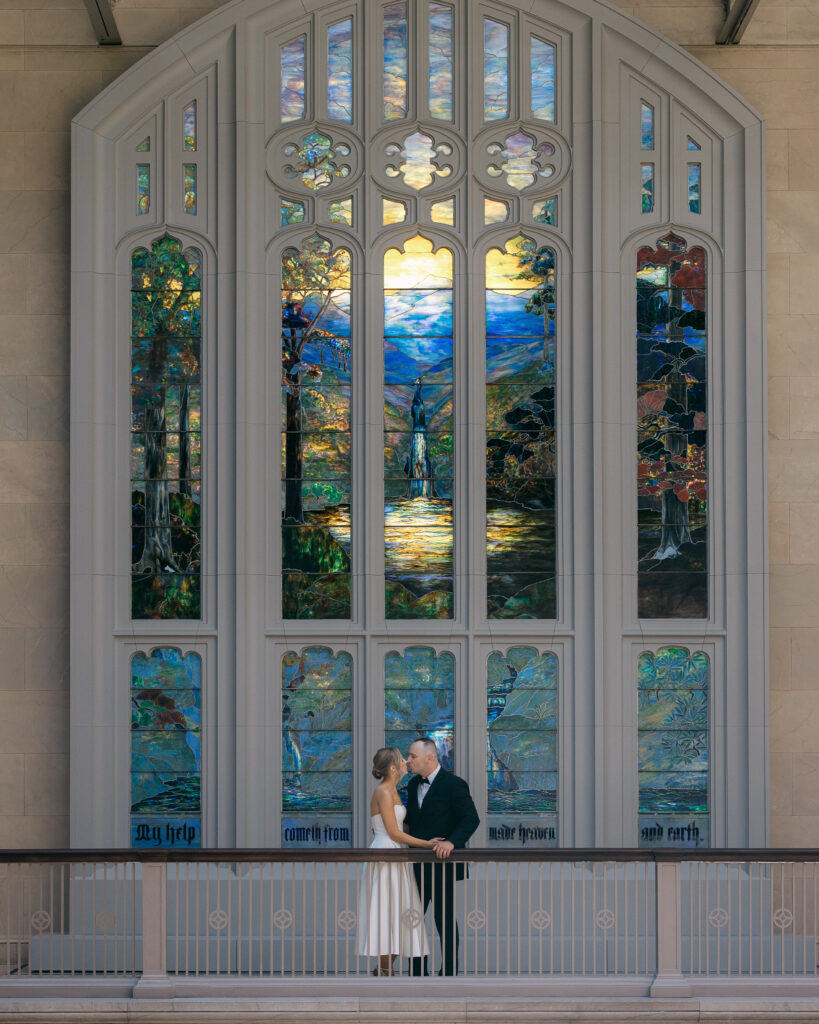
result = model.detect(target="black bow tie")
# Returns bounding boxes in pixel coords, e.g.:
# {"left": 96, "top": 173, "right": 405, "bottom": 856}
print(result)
{"left": 420, "top": 777, "right": 431, "bottom": 785}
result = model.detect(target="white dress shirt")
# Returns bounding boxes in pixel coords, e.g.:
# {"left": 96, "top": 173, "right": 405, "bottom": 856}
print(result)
{"left": 417, "top": 763, "right": 441, "bottom": 807}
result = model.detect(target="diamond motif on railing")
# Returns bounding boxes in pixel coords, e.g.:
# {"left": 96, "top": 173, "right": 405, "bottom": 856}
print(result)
{"left": 337, "top": 909, "right": 357, "bottom": 932}
{"left": 707, "top": 907, "right": 728, "bottom": 929}
{"left": 401, "top": 908, "right": 424, "bottom": 929}
{"left": 95, "top": 909, "right": 117, "bottom": 932}
{"left": 273, "top": 908, "right": 294, "bottom": 930}
{"left": 283, "top": 131, "right": 352, "bottom": 190}
{"left": 208, "top": 908, "right": 229, "bottom": 932}
{"left": 385, "top": 131, "right": 453, "bottom": 190}
{"left": 30, "top": 910, "right": 52, "bottom": 933}
{"left": 530, "top": 908, "right": 552, "bottom": 931}
{"left": 594, "top": 908, "right": 615, "bottom": 930}
{"left": 466, "top": 909, "right": 487, "bottom": 931}
{"left": 773, "top": 907, "right": 794, "bottom": 930}
{"left": 486, "top": 130, "right": 555, "bottom": 191}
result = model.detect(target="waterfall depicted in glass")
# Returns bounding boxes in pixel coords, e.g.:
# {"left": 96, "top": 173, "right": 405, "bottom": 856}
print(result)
{"left": 637, "top": 233, "right": 707, "bottom": 618}
{"left": 641, "top": 102, "right": 654, "bottom": 149}
{"left": 688, "top": 164, "right": 701, "bottom": 214}
{"left": 486, "top": 236, "right": 556, "bottom": 619}
{"left": 385, "top": 646, "right": 454, "bottom": 796}
{"left": 530, "top": 37, "right": 555, "bottom": 121}
{"left": 282, "top": 646, "right": 352, "bottom": 848}
{"left": 429, "top": 3, "right": 453, "bottom": 120}
{"left": 328, "top": 19, "right": 353, "bottom": 122}
{"left": 281, "top": 36, "right": 306, "bottom": 122}
{"left": 638, "top": 647, "right": 709, "bottom": 847}
{"left": 641, "top": 163, "right": 654, "bottom": 213}
{"left": 383, "top": 2, "right": 408, "bottom": 120}
{"left": 487, "top": 647, "right": 557, "bottom": 847}
{"left": 484, "top": 19, "right": 509, "bottom": 120}
{"left": 131, "top": 236, "right": 202, "bottom": 619}
{"left": 137, "top": 164, "right": 150, "bottom": 215}
{"left": 183, "top": 101, "right": 196, "bottom": 150}
{"left": 131, "top": 648, "right": 201, "bottom": 848}
{"left": 384, "top": 236, "right": 453, "bottom": 619}
{"left": 281, "top": 235, "right": 352, "bottom": 619}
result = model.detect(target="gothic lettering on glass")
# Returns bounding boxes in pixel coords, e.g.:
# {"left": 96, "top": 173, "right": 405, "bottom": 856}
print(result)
{"left": 281, "top": 36, "right": 306, "bottom": 122}
{"left": 131, "top": 648, "right": 201, "bottom": 848}
{"left": 384, "top": 236, "right": 453, "bottom": 619}
{"left": 384, "top": 2, "right": 408, "bottom": 120}
{"left": 486, "top": 236, "right": 556, "bottom": 619}
{"left": 484, "top": 19, "right": 509, "bottom": 120}
{"left": 328, "top": 19, "right": 353, "bottom": 122}
{"left": 282, "top": 647, "right": 352, "bottom": 847}
{"left": 637, "top": 233, "right": 707, "bottom": 618}
{"left": 487, "top": 647, "right": 557, "bottom": 847}
{"left": 281, "top": 234, "right": 352, "bottom": 619}
{"left": 530, "top": 37, "right": 555, "bottom": 122}
{"left": 638, "top": 647, "right": 709, "bottom": 847}
{"left": 131, "top": 236, "right": 202, "bottom": 619}
{"left": 428, "top": 3, "right": 453, "bottom": 120}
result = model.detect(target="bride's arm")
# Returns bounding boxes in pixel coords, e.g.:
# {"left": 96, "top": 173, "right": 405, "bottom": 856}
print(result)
{"left": 375, "top": 789, "right": 437, "bottom": 848}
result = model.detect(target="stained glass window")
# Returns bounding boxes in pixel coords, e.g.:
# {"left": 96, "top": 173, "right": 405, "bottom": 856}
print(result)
{"left": 487, "top": 647, "right": 557, "bottom": 847}
{"left": 131, "top": 648, "right": 201, "bottom": 848}
{"left": 638, "top": 647, "right": 709, "bottom": 847}
{"left": 183, "top": 164, "right": 197, "bottom": 215}
{"left": 281, "top": 198, "right": 305, "bottom": 225}
{"left": 282, "top": 646, "right": 352, "bottom": 847}
{"left": 183, "top": 101, "right": 196, "bottom": 151}
{"left": 688, "top": 163, "right": 701, "bottom": 214}
{"left": 383, "top": 197, "right": 407, "bottom": 224}
{"left": 283, "top": 131, "right": 351, "bottom": 190}
{"left": 281, "top": 235, "right": 352, "bottom": 619}
{"left": 428, "top": 3, "right": 453, "bottom": 120}
{"left": 687, "top": 137, "right": 701, "bottom": 151}
{"left": 131, "top": 236, "right": 202, "bottom": 619}
{"left": 637, "top": 233, "right": 707, "bottom": 618}
{"left": 329, "top": 197, "right": 353, "bottom": 224}
{"left": 641, "top": 163, "right": 654, "bottom": 213}
{"left": 136, "top": 137, "right": 150, "bottom": 153}
{"left": 136, "top": 164, "right": 150, "bottom": 215}
{"left": 384, "top": 2, "right": 408, "bottom": 120}
{"left": 281, "top": 37, "right": 306, "bottom": 122}
{"left": 328, "top": 19, "right": 353, "bottom": 122}
{"left": 385, "top": 646, "right": 455, "bottom": 794}
{"left": 486, "top": 236, "right": 556, "bottom": 618}
{"left": 533, "top": 197, "right": 556, "bottom": 225}
{"left": 386, "top": 130, "right": 452, "bottom": 190}
{"left": 484, "top": 19, "right": 509, "bottom": 120}
{"left": 484, "top": 198, "right": 508, "bottom": 224}
{"left": 430, "top": 198, "right": 454, "bottom": 225}
{"left": 530, "top": 37, "right": 555, "bottom": 121}
{"left": 384, "top": 236, "right": 453, "bottom": 619}
{"left": 641, "top": 102, "right": 654, "bottom": 149}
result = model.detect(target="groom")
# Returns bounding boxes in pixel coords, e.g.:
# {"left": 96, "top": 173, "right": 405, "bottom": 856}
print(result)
{"left": 404, "top": 737, "right": 480, "bottom": 976}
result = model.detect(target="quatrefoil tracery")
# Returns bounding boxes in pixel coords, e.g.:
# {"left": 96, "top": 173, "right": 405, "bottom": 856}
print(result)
{"left": 385, "top": 130, "right": 453, "bottom": 190}
{"left": 486, "top": 130, "right": 555, "bottom": 191}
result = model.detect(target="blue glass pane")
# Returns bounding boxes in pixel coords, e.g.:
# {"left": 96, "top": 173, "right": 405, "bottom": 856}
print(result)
{"left": 429, "top": 3, "right": 453, "bottom": 120}
{"left": 530, "top": 37, "right": 555, "bottom": 121}
{"left": 688, "top": 163, "right": 701, "bottom": 213}
{"left": 328, "top": 19, "right": 353, "bottom": 122}
{"left": 281, "top": 37, "right": 306, "bottom": 122}
{"left": 384, "top": 2, "right": 408, "bottom": 119}
{"left": 484, "top": 19, "right": 508, "bottom": 120}
{"left": 641, "top": 164, "right": 654, "bottom": 213}
{"left": 385, "top": 648, "right": 454, "bottom": 771}
{"left": 641, "top": 102, "right": 654, "bottom": 149}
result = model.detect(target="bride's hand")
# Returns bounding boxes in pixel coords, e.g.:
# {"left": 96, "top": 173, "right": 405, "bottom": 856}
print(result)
{"left": 427, "top": 837, "right": 444, "bottom": 848}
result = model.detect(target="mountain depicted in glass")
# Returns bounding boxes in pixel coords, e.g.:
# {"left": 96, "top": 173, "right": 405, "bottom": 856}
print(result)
{"left": 487, "top": 647, "right": 557, "bottom": 847}
{"left": 486, "top": 236, "right": 556, "bottom": 619}
{"left": 637, "top": 233, "right": 707, "bottom": 618}
{"left": 281, "top": 234, "right": 352, "bottom": 619}
{"left": 638, "top": 647, "right": 709, "bottom": 847}
{"left": 384, "top": 236, "right": 453, "bottom": 619}
{"left": 131, "top": 236, "right": 202, "bottom": 619}
{"left": 131, "top": 648, "right": 201, "bottom": 848}
{"left": 282, "top": 646, "right": 352, "bottom": 848}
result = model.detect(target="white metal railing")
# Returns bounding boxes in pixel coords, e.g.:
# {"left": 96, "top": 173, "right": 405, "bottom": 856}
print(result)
{"left": 1, "top": 850, "right": 818, "bottom": 997}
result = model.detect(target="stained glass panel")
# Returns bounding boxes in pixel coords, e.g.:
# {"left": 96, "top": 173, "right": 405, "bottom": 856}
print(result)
{"left": 281, "top": 37, "right": 306, "bottom": 122}
{"left": 688, "top": 163, "right": 701, "bottom": 214}
{"left": 487, "top": 647, "right": 557, "bottom": 847}
{"left": 131, "top": 648, "right": 201, "bottom": 848}
{"left": 329, "top": 197, "right": 353, "bottom": 224}
{"left": 486, "top": 236, "right": 556, "bottom": 619}
{"left": 429, "top": 3, "right": 453, "bottom": 120}
{"left": 637, "top": 234, "right": 707, "bottom": 618}
{"left": 484, "top": 19, "right": 509, "bottom": 120}
{"left": 533, "top": 197, "right": 556, "bottom": 225}
{"left": 281, "top": 199, "right": 305, "bottom": 225}
{"left": 383, "top": 198, "right": 407, "bottom": 224}
{"left": 131, "top": 237, "right": 202, "bottom": 619}
{"left": 136, "top": 138, "right": 150, "bottom": 153}
{"left": 641, "top": 163, "right": 654, "bottom": 214}
{"left": 641, "top": 102, "right": 654, "bottom": 149}
{"left": 687, "top": 137, "right": 701, "bottom": 151}
{"left": 183, "top": 164, "right": 197, "bottom": 215}
{"left": 183, "top": 101, "right": 196, "bottom": 151}
{"left": 328, "top": 19, "right": 353, "bottom": 122}
{"left": 484, "top": 198, "right": 508, "bottom": 224}
{"left": 384, "top": 236, "right": 453, "bottom": 619}
{"left": 638, "top": 648, "right": 709, "bottom": 847}
{"left": 530, "top": 37, "right": 555, "bottom": 121}
{"left": 431, "top": 198, "right": 454, "bottom": 225}
{"left": 137, "top": 165, "right": 150, "bottom": 215}
{"left": 282, "top": 646, "right": 352, "bottom": 847}
{"left": 282, "top": 235, "right": 352, "bottom": 619}
{"left": 384, "top": 2, "right": 408, "bottom": 120}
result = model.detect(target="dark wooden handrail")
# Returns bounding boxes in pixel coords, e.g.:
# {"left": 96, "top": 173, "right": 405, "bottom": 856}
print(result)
{"left": 0, "top": 848, "right": 817, "bottom": 863}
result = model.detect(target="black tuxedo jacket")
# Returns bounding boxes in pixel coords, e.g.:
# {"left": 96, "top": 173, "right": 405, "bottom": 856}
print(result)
{"left": 405, "top": 769, "right": 479, "bottom": 878}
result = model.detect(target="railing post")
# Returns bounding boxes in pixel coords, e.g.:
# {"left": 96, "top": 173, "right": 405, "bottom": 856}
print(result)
{"left": 132, "top": 861, "right": 174, "bottom": 998}
{"left": 650, "top": 858, "right": 691, "bottom": 997}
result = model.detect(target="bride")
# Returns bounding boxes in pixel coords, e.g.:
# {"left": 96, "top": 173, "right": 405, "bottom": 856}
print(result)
{"left": 357, "top": 747, "right": 440, "bottom": 976}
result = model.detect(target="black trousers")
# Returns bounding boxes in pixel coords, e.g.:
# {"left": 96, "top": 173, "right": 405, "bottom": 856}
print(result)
{"left": 410, "top": 862, "right": 459, "bottom": 976}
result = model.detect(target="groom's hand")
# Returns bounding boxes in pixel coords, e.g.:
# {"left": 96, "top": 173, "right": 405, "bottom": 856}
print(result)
{"left": 433, "top": 840, "right": 454, "bottom": 859}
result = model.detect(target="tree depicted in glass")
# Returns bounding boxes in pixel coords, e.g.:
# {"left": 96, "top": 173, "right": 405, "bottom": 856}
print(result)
{"left": 281, "top": 647, "right": 352, "bottom": 847}
{"left": 130, "top": 236, "right": 202, "bottom": 619}
{"left": 486, "top": 647, "right": 557, "bottom": 846}
{"left": 638, "top": 647, "right": 709, "bottom": 847}
{"left": 637, "top": 233, "right": 707, "bottom": 618}
{"left": 486, "top": 237, "right": 556, "bottom": 618}
{"left": 131, "top": 648, "right": 201, "bottom": 847}
{"left": 281, "top": 235, "right": 352, "bottom": 619}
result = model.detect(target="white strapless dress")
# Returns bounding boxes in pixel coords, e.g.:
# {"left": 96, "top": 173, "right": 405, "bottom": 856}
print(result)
{"left": 356, "top": 807, "right": 430, "bottom": 957}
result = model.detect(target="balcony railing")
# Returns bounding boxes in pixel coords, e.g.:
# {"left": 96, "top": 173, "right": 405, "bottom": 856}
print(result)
{"left": 1, "top": 849, "right": 818, "bottom": 998}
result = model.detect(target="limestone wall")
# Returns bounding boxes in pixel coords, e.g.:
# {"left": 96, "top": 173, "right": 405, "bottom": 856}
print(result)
{"left": 0, "top": 0, "right": 812, "bottom": 847}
